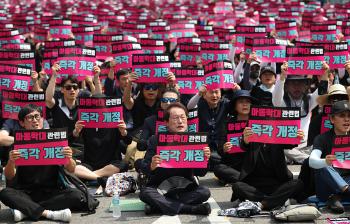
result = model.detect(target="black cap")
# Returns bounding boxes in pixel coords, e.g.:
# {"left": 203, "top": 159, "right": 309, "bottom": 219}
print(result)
{"left": 260, "top": 65, "right": 276, "bottom": 77}
{"left": 231, "top": 90, "right": 257, "bottom": 104}
{"left": 331, "top": 100, "right": 350, "bottom": 115}
{"left": 286, "top": 75, "right": 310, "bottom": 81}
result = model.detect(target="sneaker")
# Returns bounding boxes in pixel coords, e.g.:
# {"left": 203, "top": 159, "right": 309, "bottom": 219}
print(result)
{"left": 327, "top": 195, "right": 344, "bottom": 214}
{"left": 48, "top": 209, "right": 72, "bottom": 222}
{"left": 13, "top": 209, "right": 26, "bottom": 222}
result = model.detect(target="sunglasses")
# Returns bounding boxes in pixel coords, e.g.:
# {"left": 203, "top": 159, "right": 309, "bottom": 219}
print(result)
{"left": 63, "top": 84, "right": 79, "bottom": 91}
{"left": 144, "top": 84, "right": 159, "bottom": 91}
{"left": 160, "top": 97, "right": 177, "bottom": 103}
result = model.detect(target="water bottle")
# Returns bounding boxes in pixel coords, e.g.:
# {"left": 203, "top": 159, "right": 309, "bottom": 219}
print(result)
{"left": 112, "top": 194, "right": 121, "bottom": 218}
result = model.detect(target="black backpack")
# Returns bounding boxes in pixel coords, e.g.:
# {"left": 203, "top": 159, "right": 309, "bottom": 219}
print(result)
{"left": 58, "top": 168, "right": 100, "bottom": 216}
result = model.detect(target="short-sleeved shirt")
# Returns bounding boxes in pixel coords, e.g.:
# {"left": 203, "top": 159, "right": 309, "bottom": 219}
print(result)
{"left": 49, "top": 96, "right": 78, "bottom": 144}
{"left": 312, "top": 129, "right": 335, "bottom": 159}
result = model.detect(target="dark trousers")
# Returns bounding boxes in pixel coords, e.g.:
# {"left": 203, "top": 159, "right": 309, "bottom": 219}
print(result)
{"left": 213, "top": 163, "right": 240, "bottom": 184}
{"left": 0, "top": 187, "right": 84, "bottom": 221}
{"left": 139, "top": 185, "right": 211, "bottom": 215}
{"left": 232, "top": 179, "right": 304, "bottom": 210}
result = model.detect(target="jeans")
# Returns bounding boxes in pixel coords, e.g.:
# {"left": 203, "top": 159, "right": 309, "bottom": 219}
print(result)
{"left": 315, "top": 166, "right": 350, "bottom": 201}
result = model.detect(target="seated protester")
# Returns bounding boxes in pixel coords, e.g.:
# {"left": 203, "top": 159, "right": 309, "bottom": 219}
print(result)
{"left": 103, "top": 60, "right": 137, "bottom": 130}
{"left": 250, "top": 65, "right": 276, "bottom": 106}
{"left": 72, "top": 67, "right": 132, "bottom": 185}
{"left": 0, "top": 104, "right": 83, "bottom": 222}
{"left": 272, "top": 61, "right": 329, "bottom": 164}
{"left": 187, "top": 85, "right": 232, "bottom": 169}
{"left": 136, "top": 87, "right": 180, "bottom": 152}
{"left": 122, "top": 72, "right": 176, "bottom": 168}
{"left": 214, "top": 90, "right": 256, "bottom": 185}
{"left": 231, "top": 127, "right": 305, "bottom": 210}
{"left": 308, "top": 84, "right": 349, "bottom": 146}
{"left": 309, "top": 100, "right": 350, "bottom": 213}
{"left": 45, "top": 63, "right": 80, "bottom": 146}
{"left": 139, "top": 103, "right": 211, "bottom": 216}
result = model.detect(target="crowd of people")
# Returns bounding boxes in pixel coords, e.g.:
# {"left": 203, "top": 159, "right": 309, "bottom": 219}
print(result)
{"left": 0, "top": 0, "right": 350, "bottom": 222}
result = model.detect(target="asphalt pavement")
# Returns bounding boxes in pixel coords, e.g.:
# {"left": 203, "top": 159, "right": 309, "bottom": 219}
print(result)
{"left": 0, "top": 166, "right": 349, "bottom": 223}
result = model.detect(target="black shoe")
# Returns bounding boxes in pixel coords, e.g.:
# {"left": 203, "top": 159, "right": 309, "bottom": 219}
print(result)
{"left": 327, "top": 195, "right": 344, "bottom": 214}
{"left": 144, "top": 204, "right": 159, "bottom": 215}
{"left": 191, "top": 203, "right": 211, "bottom": 215}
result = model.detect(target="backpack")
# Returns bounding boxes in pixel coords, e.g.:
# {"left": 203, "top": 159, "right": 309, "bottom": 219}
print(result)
{"left": 58, "top": 167, "right": 100, "bottom": 216}
{"left": 105, "top": 172, "right": 137, "bottom": 196}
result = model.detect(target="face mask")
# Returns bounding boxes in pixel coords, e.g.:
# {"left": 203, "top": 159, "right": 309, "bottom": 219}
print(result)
{"left": 250, "top": 71, "right": 259, "bottom": 79}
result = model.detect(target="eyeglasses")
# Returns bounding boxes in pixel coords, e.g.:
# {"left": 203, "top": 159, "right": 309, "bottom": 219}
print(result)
{"left": 144, "top": 84, "right": 159, "bottom": 91}
{"left": 25, "top": 114, "right": 42, "bottom": 121}
{"left": 63, "top": 84, "right": 79, "bottom": 91}
{"left": 160, "top": 97, "right": 177, "bottom": 103}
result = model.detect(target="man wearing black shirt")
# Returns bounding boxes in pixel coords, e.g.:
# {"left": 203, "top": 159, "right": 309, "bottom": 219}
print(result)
{"left": 0, "top": 104, "right": 82, "bottom": 222}
{"left": 187, "top": 85, "right": 231, "bottom": 169}
{"left": 139, "top": 103, "right": 211, "bottom": 216}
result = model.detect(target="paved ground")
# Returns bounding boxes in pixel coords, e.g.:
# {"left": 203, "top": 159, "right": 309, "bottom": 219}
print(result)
{"left": 0, "top": 166, "right": 349, "bottom": 223}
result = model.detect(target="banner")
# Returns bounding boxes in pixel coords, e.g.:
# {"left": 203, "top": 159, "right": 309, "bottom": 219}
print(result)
{"left": 44, "top": 39, "right": 75, "bottom": 49}
{"left": 14, "top": 128, "right": 69, "bottom": 166}
{"left": 332, "top": 135, "right": 350, "bottom": 169}
{"left": 72, "top": 26, "right": 94, "bottom": 47}
{"left": 0, "top": 64, "right": 31, "bottom": 91}
{"left": 248, "top": 106, "right": 301, "bottom": 144}
{"left": 132, "top": 54, "right": 170, "bottom": 83}
{"left": 235, "top": 25, "right": 267, "bottom": 52}
{"left": 226, "top": 120, "right": 247, "bottom": 153}
{"left": 204, "top": 60, "right": 234, "bottom": 89}
{"left": 49, "top": 19, "right": 72, "bottom": 39}
{"left": 311, "top": 24, "right": 337, "bottom": 42}
{"left": 201, "top": 42, "right": 230, "bottom": 64}
{"left": 140, "top": 38, "right": 165, "bottom": 54}
{"left": 56, "top": 46, "right": 96, "bottom": 82}
{"left": 245, "top": 38, "right": 287, "bottom": 62}
{"left": 321, "top": 105, "right": 333, "bottom": 134}
{"left": 175, "top": 68, "right": 204, "bottom": 94}
{"left": 0, "top": 50, "right": 35, "bottom": 70}
{"left": 2, "top": 90, "right": 46, "bottom": 120}
{"left": 276, "top": 20, "right": 298, "bottom": 40}
{"left": 323, "top": 42, "right": 349, "bottom": 69}
{"left": 157, "top": 132, "right": 208, "bottom": 168}
{"left": 112, "top": 42, "right": 142, "bottom": 70}
{"left": 286, "top": 46, "right": 324, "bottom": 75}
{"left": 177, "top": 37, "right": 201, "bottom": 66}
{"left": 78, "top": 97, "right": 123, "bottom": 128}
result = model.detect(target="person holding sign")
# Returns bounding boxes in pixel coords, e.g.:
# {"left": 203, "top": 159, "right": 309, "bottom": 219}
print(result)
{"left": 139, "top": 103, "right": 212, "bottom": 216}
{"left": 231, "top": 126, "right": 305, "bottom": 210}
{"left": 122, "top": 71, "right": 176, "bottom": 168}
{"left": 309, "top": 100, "right": 350, "bottom": 213}
{"left": 45, "top": 63, "right": 80, "bottom": 145}
{"left": 272, "top": 61, "right": 329, "bottom": 164}
{"left": 187, "top": 84, "right": 232, "bottom": 170}
{"left": 0, "top": 105, "right": 82, "bottom": 222}
{"left": 214, "top": 90, "right": 256, "bottom": 185}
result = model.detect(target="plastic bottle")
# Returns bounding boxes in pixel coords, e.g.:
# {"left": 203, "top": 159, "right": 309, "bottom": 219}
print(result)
{"left": 112, "top": 194, "right": 121, "bottom": 218}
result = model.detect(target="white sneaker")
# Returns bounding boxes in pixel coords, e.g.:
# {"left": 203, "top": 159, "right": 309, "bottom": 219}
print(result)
{"left": 47, "top": 209, "right": 72, "bottom": 222}
{"left": 13, "top": 209, "right": 26, "bottom": 222}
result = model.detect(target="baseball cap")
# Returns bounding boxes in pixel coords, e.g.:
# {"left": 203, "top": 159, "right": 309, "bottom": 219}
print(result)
{"left": 331, "top": 100, "right": 350, "bottom": 115}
